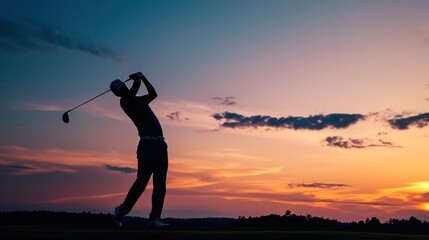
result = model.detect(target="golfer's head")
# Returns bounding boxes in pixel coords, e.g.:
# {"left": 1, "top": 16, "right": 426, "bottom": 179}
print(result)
{"left": 110, "top": 79, "right": 128, "bottom": 97}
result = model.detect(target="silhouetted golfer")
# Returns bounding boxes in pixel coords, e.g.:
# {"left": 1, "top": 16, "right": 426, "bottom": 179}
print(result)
{"left": 110, "top": 72, "right": 169, "bottom": 228}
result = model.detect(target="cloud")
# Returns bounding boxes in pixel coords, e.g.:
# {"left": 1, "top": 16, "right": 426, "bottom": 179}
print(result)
{"left": 0, "top": 164, "right": 37, "bottom": 174}
{"left": 151, "top": 100, "right": 218, "bottom": 130}
{"left": 166, "top": 111, "right": 180, "bottom": 120}
{"left": 18, "top": 101, "right": 127, "bottom": 121}
{"left": 14, "top": 102, "right": 64, "bottom": 111}
{"left": 0, "top": 144, "right": 281, "bottom": 193}
{"left": 377, "top": 132, "right": 389, "bottom": 136}
{"left": 0, "top": 144, "right": 135, "bottom": 175}
{"left": 105, "top": 164, "right": 137, "bottom": 174}
{"left": 373, "top": 182, "right": 429, "bottom": 214}
{"left": 45, "top": 192, "right": 125, "bottom": 204}
{"left": 324, "top": 136, "right": 401, "bottom": 149}
{"left": 165, "top": 111, "right": 189, "bottom": 121}
{"left": 170, "top": 185, "right": 392, "bottom": 208}
{"left": 388, "top": 112, "right": 429, "bottom": 130}
{"left": 211, "top": 96, "right": 237, "bottom": 106}
{"left": 288, "top": 183, "right": 350, "bottom": 189}
{"left": 12, "top": 100, "right": 129, "bottom": 122}
{"left": 0, "top": 18, "right": 121, "bottom": 61}
{"left": 2, "top": 164, "right": 36, "bottom": 170}
{"left": 169, "top": 156, "right": 281, "bottom": 189}
{"left": 2, "top": 144, "right": 428, "bottom": 220}
{"left": 212, "top": 112, "right": 365, "bottom": 130}
{"left": 81, "top": 102, "right": 127, "bottom": 122}
{"left": 197, "top": 128, "right": 220, "bottom": 133}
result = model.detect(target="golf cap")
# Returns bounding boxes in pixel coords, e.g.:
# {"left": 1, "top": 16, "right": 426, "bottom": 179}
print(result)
{"left": 110, "top": 79, "right": 124, "bottom": 94}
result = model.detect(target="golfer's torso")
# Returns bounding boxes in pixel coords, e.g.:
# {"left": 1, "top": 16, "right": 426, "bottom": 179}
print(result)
{"left": 120, "top": 97, "right": 163, "bottom": 137}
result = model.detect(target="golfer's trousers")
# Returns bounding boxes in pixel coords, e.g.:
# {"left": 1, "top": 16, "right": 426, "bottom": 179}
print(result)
{"left": 120, "top": 139, "right": 168, "bottom": 220}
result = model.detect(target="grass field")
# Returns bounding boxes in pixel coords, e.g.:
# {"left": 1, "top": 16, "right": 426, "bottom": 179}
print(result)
{"left": 2, "top": 226, "right": 429, "bottom": 240}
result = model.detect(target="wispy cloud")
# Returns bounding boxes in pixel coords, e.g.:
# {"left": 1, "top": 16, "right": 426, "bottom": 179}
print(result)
{"left": 167, "top": 178, "right": 429, "bottom": 220}
{"left": 165, "top": 111, "right": 189, "bottom": 121}
{"left": 211, "top": 96, "right": 237, "bottom": 106}
{"left": 2, "top": 144, "right": 428, "bottom": 220}
{"left": 105, "top": 164, "right": 136, "bottom": 174}
{"left": 13, "top": 100, "right": 127, "bottom": 121}
{"left": 0, "top": 18, "right": 121, "bottom": 61}
{"left": 0, "top": 145, "right": 135, "bottom": 175}
{"left": 83, "top": 102, "right": 127, "bottom": 122}
{"left": 0, "top": 164, "right": 38, "bottom": 174}
{"left": 388, "top": 112, "right": 429, "bottom": 130}
{"left": 170, "top": 184, "right": 391, "bottom": 208}
{"left": 288, "top": 183, "right": 351, "bottom": 189}
{"left": 323, "top": 136, "right": 401, "bottom": 149}
{"left": 169, "top": 155, "right": 281, "bottom": 189}
{"left": 0, "top": 144, "right": 281, "bottom": 195}
{"left": 1, "top": 164, "right": 36, "bottom": 170}
{"left": 359, "top": 182, "right": 429, "bottom": 215}
{"left": 14, "top": 102, "right": 64, "bottom": 111}
{"left": 151, "top": 100, "right": 219, "bottom": 130}
{"left": 212, "top": 112, "right": 365, "bottom": 130}
{"left": 45, "top": 192, "right": 125, "bottom": 204}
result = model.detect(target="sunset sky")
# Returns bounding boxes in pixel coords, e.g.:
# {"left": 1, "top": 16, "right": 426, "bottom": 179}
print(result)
{"left": 1, "top": 0, "right": 428, "bottom": 222}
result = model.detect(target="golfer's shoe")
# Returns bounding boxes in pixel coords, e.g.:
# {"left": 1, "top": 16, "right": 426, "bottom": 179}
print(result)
{"left": 148, "top": 218, "right": 170, "bottom": 229}
{"left": 113, "top": 206, "right": 122, "bottom": 228}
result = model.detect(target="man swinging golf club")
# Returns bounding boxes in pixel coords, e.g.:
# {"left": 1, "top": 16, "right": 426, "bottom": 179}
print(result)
{"left": 111, "top": 72, "right": 169, "bottom": 229}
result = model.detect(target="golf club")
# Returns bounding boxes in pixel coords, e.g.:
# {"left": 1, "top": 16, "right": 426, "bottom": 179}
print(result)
{"left": 62, "top": 78, "right": 131, "bottom": 123}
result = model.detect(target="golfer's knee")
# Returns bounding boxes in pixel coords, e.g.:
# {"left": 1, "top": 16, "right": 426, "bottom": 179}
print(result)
{"left": 154, "top": 184, "right": 166, "bottom": 194}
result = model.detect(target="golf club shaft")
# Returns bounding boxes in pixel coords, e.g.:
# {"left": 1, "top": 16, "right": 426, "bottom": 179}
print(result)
{"left": 66, "top": 78, "right": 131, "bottom": 113}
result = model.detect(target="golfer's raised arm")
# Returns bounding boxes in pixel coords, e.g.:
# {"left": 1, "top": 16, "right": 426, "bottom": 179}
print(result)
{"left": 141, "top": 75, "right": 158, "bottom": 103}
{"left": 129, "top": 77, "right": 141, "bottom": 96}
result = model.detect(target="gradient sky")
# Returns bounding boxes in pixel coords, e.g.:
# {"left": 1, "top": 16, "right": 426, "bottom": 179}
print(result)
{"left": 1, "top": 0, "right": 428, "bottom": 222}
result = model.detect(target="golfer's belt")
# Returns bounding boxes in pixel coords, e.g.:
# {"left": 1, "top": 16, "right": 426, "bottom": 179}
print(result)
{"left": 141, "top": 136, "right": 165, "bottom": 141}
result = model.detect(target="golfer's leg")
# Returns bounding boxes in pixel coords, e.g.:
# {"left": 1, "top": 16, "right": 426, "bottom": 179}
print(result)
{"left": 119, "top": 164, "right": 152, "bottom": 217}
{"left": 149, "top": 142, "right": 168, "bottom": 220}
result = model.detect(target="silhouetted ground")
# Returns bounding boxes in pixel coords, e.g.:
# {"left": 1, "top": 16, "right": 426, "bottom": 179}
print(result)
{"left": 2, "top": 226, "right": 429, "bottom": 240}
{"left": 1, "top": 211, "right": 428, "bottom": 240}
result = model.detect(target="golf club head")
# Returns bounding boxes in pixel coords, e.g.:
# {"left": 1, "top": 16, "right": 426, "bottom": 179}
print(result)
{"left": 62, "top": 112, "right": 69, "bottom": 123}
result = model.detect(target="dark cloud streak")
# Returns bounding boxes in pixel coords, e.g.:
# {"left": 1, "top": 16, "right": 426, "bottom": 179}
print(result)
{"left": 105, "top": 165, "right": 136, "bottom": 174}
{"left": 288, "top": 183, "right": 350, "bottom": 189}
{"left": 166, "top": 111, "right": 189, "bottom": 121}
{"left": 324, "top": 136, "right": 401, "bottom": 149}
{"left": 211, "top": 96, "right": 237, "bottom": 106}
{"left": 388, "top": 113, "right": 429, "bottom": 130}
{"left": 1, "top": 164, "right": 36, "bottom": 170}
{"left": 0, "top": 18, "right": 121, "bottom": 61}
{"left": 166, "top": 111, "right": 181, "bottom": 121}
{"left": 213, "top": 112, "right": 365, "bottom": 130}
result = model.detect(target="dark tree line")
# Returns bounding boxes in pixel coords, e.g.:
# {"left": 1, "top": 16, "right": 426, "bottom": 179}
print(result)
{"left": 233, "top": 211, "right": 429, "bottom": 234}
